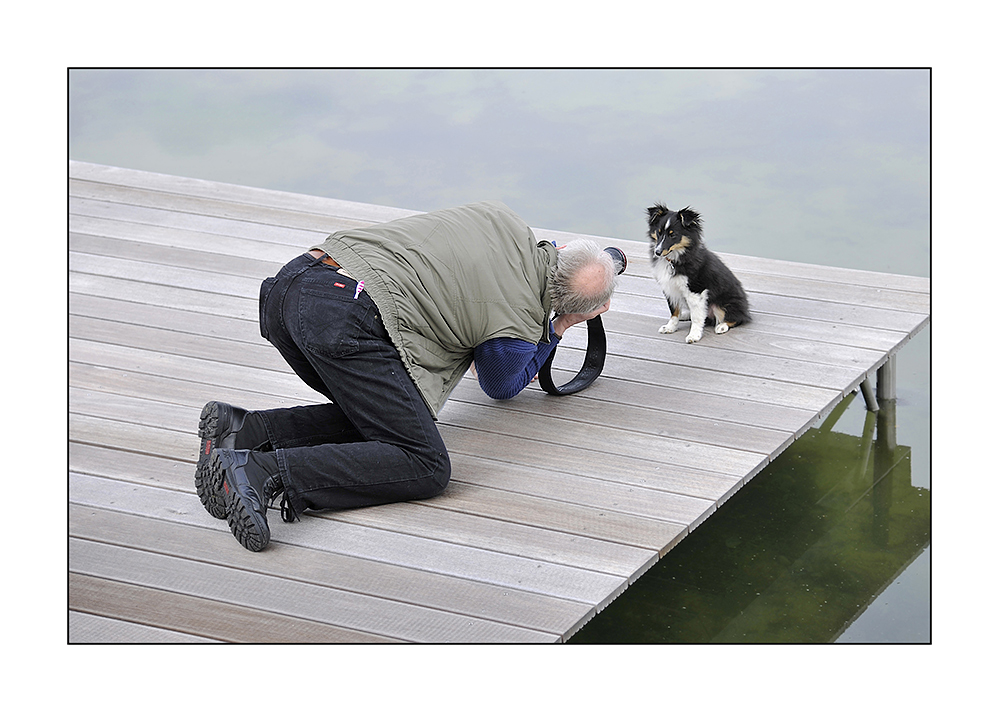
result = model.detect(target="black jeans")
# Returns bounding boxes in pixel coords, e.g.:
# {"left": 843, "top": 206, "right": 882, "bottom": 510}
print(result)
{"left": 256, "top": 253, "right": 450, "bottom": 516}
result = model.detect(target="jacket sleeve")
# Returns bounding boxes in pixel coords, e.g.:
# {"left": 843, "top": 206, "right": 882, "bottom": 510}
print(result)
{"left": 473, "top": 328, "right": 561, "bottom": 400}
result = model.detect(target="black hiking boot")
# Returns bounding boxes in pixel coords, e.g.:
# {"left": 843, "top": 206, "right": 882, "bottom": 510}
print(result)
{"left": 211, "top": 448, "right": 284, "bottom": 552}
{"left": 196, "top": 402, "right": 249, "bottom": 519}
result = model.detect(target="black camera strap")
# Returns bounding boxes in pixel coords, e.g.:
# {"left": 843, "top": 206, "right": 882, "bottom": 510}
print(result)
{"left": 537, "top": 245, "right": 625, "bottom": 396}
{"left": 537, "top": 314, "right": 607, "bottom": 396}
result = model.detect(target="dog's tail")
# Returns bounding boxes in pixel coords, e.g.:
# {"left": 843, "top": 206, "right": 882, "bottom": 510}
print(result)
{"left": 724, "top": 299, "right": 752, "bottom": 326}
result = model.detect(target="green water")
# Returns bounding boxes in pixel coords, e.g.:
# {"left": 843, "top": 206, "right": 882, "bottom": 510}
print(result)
{"left": 68, "top": 68, "right": 930, "bottom": 642}
{"left": 569, "top": 392, "right": 929, "bottom": 643}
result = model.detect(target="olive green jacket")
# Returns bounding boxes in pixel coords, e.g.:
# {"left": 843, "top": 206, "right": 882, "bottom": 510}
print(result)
{"left": 312, "top": 201, "right": 556, "bottom": 416}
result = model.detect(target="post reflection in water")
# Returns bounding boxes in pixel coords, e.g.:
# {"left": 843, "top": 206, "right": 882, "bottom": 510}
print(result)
{"left": 569, "top": 387, "right": 930, "bottom": 644}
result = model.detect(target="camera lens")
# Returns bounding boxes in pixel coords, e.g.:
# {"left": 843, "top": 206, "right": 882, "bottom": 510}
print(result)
{"left": 604, "top": 247, "right": 627, "bottom": 275}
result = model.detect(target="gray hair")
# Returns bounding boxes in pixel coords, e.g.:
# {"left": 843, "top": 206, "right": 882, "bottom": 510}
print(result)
{"left": 550, "top": 239, "right": 618, "bottom": 315}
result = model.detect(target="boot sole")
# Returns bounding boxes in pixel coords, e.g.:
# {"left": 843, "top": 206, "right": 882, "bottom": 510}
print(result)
{"left": 196, "top": 402, "right": 229, "bottom": 519}
{"left": 213, "top": 451, "right": 271, "bottom": 552}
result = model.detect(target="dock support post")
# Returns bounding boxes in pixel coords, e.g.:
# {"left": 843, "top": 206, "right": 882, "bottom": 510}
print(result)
{"left": 876, "top": 354, "right": 897, "bottom": 402}
{"left": 860, "top": 377, "right": 879, "bottom": 412}
{"left": 861, "top": 354, "right": 898, "bottom": 412}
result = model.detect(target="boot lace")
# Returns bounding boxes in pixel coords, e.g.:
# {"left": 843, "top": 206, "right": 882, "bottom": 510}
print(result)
{"left": 263, "top": 476, "right": 299, "bottom": 523}
{"left": 279, "top": 492, "right": 298, "bottom": 523}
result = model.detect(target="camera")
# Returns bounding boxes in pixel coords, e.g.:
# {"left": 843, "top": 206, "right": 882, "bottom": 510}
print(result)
{"left": 604, "top": 246, "right": 627, "bottom": 275}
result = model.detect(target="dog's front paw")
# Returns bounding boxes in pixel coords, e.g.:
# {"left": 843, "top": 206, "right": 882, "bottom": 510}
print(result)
{"left": 660, "top": 317, "right": 680, "bottom": 334}
{"left": 685, "top": 330, "right": 703, "bottom": 344}
{"left": 715, "top": 322, "right": 730, "bottom": 334}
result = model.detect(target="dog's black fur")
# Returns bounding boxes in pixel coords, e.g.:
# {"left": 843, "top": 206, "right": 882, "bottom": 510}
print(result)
{"left": 647, "top": 203, "right": 750, "bottom": 343}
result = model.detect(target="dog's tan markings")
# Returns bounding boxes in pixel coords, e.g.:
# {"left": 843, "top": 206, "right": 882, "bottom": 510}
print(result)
{"left": 666, "top": 235, "right": 691, "bottom": 259}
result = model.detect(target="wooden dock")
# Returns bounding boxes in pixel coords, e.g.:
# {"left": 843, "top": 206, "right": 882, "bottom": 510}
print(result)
{"left": 68, "top": 161, "right": 930, "bottom": 643}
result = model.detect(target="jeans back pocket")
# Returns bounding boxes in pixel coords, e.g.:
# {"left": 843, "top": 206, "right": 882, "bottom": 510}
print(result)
{"left": 259, "top": 276, "right": 278, "bottom": 341}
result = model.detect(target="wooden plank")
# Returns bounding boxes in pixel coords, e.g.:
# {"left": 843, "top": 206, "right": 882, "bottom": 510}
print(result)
{"left": 570, "top": 352, "right": 840, "bottom": 411}
{"left": 70, "top": 388, "right": 196, "bottom": 436}
{"left": 70, "top": 251, "right": 261, "bottom": 297}
{"left": 71, "top": 504, "right": 594, "bottom": 636}
{"left": 72, "top": 225, "right": 928, "bottom": 372}
{"left": 71, "top": 292, "right": 261, "bottom": 346}
{"left": 326, "top": 499, "right": 658, "bottom": 579}
{"left": 65, "top": 309, "right": 857, "bottom": 418}
{"left": 601, "top": 310, "right": 889, "bottom": 370}
{"left": 70, "top": 572, "right": 398, "bottom": 643}
{"left": 69, "top": 314, "right": 277, "bottom": 371}
{"left": 611, "top": 289, "right": 927, "bottom": 335}
{"left": 70, "top": 355, "right": 745, "bottom": 508}
{"left": 598, "top": 237, "right": 929, "bottom": 296}
{"left": 403, "top": 480, "right": 685, "bottom": 551}
{"left": 559, "top": 327, "right": 866, "bottom": 391}
{"left": 441, "top": 424, "right": 745, "bottom": 500}
{"left": 70, "top": 610, "right": 220, "bottom": 643}
{"left": 441, "top": 399, "right": 765, "bottom": 477}
{"left": 446, "top": 452, "right": 712, "bottom": 524}
{"left": 70, "top": 180, "right": 381, "bottom": 236}
{"left": 67, "top": 333, "right": 772, "bottom": 480}
{"left": 70, "top": 328, "right": 790, "bottom": 460}
{"left": 624, "top": 310, "right": 913, "bottom": 353}
{"left": 71, "top": 271, "right": 257, "bottom": 321}
{"left": 69, "top": 299, "right": 820, "bottom": 449}
{"left": 69, "top": 444, "right": 656, "bottom": 580}
{"left": 70, "top": 472, "right": 629, "bottom": 608}
{"left": 617, "top": 255, "right": 928, "bottom": 311}
{"left": 460, "top": 370, "right": 813, "bottom": 434}
{"left": 68, "top": 375, "right": 757, "bottom": 496}
{"left": 70, "top": 280, "right": 881, "bottom": 420}
{"left": 69, "top": 338, "right": 311, "bottom": 402}
{"left": 70, "top": 360, "right": 312, "bottom": 415}
{"left": 67, "top": 370, "right": 743, "bottom": 506}
{"left": 72, "top": 163, "right": 928, "bottom": 305}
{"left": 71, "top": 182, "right": 930, "bottom": 324}
{"left": 737, "top": 270, "right": 928, "bottom": 313}
{"left": 69, "top": 196, "right": 323, "bottom": 246}
{"left": 69, "top": 426, "right": 670, "bottom": 569}
{"left": 70, "top": 161, "right": 420, "bottom": 224}
{"left": 611, "top": 301, "right": 927, "bottom": 359}
{"left": 71, "top": 226, "right": 928, "bottom": 340}
{"left": 71, "top": 538, "right": 557, "bottom": 643}
{"left": 68, "top": 291, "right": 820, "bottom": 435}
{"left": 70, "top": 230, "right": 284, "bottom": 279}
{"left": 70, "top": 412, "right": 192, "bottom": 462}
{"left": 709, "top": 252, "right": 929, "bottom": 294}
{"left": 70, "top": 213, "right": 314, "bottom": 263}
{"left": 450, "top": 381, "right": 791, "bottom": 456}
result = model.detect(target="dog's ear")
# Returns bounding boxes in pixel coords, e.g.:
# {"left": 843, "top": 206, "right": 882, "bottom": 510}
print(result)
{"left": 678, "top": 207, "right": 702, "bottom": 230}
{"left": 647, "top": 204, "right": 668, "bottom": 223}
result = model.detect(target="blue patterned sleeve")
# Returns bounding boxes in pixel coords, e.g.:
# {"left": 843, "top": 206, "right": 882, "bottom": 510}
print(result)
{"left": 473, "top": 328, "right": 561, "bottom": 400}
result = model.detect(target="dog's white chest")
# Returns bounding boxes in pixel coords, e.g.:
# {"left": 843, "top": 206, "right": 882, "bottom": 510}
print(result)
{"left": 654, "top": 260, "right": 696, "bottom": 305}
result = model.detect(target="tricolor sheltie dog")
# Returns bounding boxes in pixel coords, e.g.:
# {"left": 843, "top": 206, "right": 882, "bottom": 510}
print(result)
{"left": 647, "top": 203, "right": 751, "bottom": 343}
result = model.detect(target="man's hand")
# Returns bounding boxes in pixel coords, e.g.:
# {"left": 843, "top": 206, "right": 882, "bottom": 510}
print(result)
{"left": 552, "top": 300, "right": 611, "bottom": 338}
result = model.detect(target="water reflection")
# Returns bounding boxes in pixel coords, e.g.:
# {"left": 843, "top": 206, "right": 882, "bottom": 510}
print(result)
{"left": 569, "top": 392, "right": 929, "bottom": 644}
